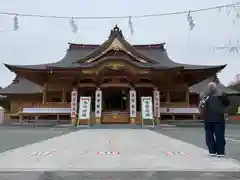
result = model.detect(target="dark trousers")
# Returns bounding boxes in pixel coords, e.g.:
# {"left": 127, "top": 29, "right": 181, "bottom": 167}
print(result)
{"left": 204, "top": 121, "right": 226, "bottom": 155}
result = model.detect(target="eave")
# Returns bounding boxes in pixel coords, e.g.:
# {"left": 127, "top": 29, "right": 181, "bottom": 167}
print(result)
{"left": 4, "top": 63, "right": 48, "bottom": 73}
{"left": 182, "top": 64, "right": 227, "bottom": 71}
{"left": 3, "top": 61, "right": 226, "bottom": 76}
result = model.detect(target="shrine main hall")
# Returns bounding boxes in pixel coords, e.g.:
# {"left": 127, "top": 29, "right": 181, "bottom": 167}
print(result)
{"left": 0, "top": 26, "right": 233, "bottom": 124}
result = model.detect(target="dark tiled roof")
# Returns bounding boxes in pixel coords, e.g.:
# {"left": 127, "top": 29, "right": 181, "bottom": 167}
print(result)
{"left": 46, "top": 55, "right": 184, "bottom": 70}
{"left": 228, "top": 83, "right": 240, "bottom": 91}
{"left": 4, "top": 46, "right": 226, "bottom": 71}
{"left": 189, "top": 78, "right": 240, "bottom": 95}
{"left": 133, "top": 48, "right": 226, "bottom": 70}
{"left": 0, "top": 77, "right": 42, "bottom": 94}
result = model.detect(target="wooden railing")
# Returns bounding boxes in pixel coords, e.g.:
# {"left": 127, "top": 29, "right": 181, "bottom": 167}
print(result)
{"left": 6, "top": 100, "right": 200, "bottom": 123}
{"left": 160, "top": 102, "right": 190, "bottom": 108}
{"left": 35, "top": 102, "right": 71, "bottom": 108}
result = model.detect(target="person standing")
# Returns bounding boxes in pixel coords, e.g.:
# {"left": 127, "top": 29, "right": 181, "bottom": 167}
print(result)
{"left": 198, "top": 82, "right": 229, "bottom": 157}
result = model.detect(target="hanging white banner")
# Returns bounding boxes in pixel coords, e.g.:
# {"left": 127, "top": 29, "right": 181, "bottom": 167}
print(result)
{"left": 141, "top": 96, "right": 153, "bottom": 119}
{"left": 129, "top": 90, "right": 136, "bottom": 118}
{"left": 70, "top": 88, "right": 78, "bottom": 118}
{"left": 95, "top": 88, "right": 102, "bottom": 118}
{"left": 153, "top": 90, "right": 160, "bottom": 118}
{"left": 78, "top": 96, "right": 91, "bottom": 120}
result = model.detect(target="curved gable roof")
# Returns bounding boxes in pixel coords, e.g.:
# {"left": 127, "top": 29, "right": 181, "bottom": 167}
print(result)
{"left": 73, "top": 25, "right": 159, "bottom": 64}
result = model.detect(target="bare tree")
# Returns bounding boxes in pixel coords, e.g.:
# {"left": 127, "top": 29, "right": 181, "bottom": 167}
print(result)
{"left": 228, "top": 74, "right": 240, "bottom": 91}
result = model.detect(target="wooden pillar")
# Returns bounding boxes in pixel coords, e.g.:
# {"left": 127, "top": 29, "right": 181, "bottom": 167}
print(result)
{"left": 42, "top": 83, "right": 47, "bottom": 104}
{"left": 185, "top": 91, "right": 190, "bottom": 107}
{"left": 61, "top": 88, "right": 66, "bottom": 103}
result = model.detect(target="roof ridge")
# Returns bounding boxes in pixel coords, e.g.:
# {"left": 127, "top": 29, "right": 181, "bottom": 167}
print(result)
{"left": 69, "top": 43, "right": 165, "bottom": 49}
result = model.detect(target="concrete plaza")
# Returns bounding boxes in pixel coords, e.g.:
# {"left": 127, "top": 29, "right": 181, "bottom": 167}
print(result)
{"left": 0, "top": 127, "right": 240, "bottom": 171}
{"left": 157, "top": 124, "right": 240, "bottom": 161}
{"left": 0, "top": 125, "right": 239, "bottom": 179}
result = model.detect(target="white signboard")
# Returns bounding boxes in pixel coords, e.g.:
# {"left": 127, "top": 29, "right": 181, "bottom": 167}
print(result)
{"left": 141, "top": 96, "right": 153, "bottom": 119}
{"left": 78, "top": 96, "right": 91, "bottom": 119}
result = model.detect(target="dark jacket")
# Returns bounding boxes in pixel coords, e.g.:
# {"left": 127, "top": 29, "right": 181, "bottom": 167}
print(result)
{"left": 201, "top": 92, "right": 229, "bottom": 122}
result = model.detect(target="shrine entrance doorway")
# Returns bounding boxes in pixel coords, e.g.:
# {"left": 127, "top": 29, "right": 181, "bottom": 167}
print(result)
{"left": 101, "top": 87, "right": 129, "bottom": 124}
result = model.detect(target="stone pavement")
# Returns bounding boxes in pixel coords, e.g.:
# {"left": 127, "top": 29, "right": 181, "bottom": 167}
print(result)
{"left": 0, "top": 128, "right": 71, "bottom": 153}
{"left": 157, "top": 126, "right": 240, "bottom": 161}
{"left": 1, "top": 171, "right": 240, "bottom": 180}
{"left": 0, "top": 129, "right": 239, "bottom": 171}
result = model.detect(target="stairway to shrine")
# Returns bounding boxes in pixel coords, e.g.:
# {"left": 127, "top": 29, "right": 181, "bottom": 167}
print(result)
{"left": 101, "top": 111, "right": 129, "bottom": 124}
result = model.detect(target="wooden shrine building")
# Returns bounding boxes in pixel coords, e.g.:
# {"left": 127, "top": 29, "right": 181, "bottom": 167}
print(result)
{"left": 0, "top": 26, "right": 233, "bottom": 124}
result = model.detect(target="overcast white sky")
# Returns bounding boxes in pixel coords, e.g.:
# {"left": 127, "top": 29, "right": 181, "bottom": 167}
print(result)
{"left": 0, "top": 0, "right": 240, "bottom": 87}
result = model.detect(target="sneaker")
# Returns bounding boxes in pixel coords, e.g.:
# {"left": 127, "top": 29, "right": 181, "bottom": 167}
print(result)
{"left": 217, "top": 154, "right": 225, "bottom": 157}
{"left": 209, "top": 153, "right": 216, "bottom": 157}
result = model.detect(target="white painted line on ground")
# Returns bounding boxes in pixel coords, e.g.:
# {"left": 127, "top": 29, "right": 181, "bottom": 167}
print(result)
{"left": 164, "top": 151, "right": 188, "bottom": 156}
{"left": 96, "top": 151, "right": 120, "bottom": 155}
{"left": 226, "top": 137, "right": 240, "bottom": 143}
{"left": 30, "top": 150, "right": 55, "bottom": 156}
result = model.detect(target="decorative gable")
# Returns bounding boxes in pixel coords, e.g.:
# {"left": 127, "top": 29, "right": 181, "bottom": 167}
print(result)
{"left": 81, "top": 26, "right": 152, "bottom": 64}
{"left": 85, "top": 37, "right": 148, "bottom": 63}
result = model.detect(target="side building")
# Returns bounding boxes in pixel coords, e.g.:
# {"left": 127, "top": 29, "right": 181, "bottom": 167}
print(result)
{"left": 0, "top": 26, "right": 236, "bottom": 124}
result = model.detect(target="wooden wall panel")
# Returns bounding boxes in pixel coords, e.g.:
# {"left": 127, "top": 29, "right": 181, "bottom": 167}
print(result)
{"left": 10, "top": 99, "right": 40, "bottom": 112}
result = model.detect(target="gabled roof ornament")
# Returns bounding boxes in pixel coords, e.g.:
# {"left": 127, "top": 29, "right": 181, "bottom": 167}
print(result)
{"left": 109, "top": 25, "right": 123, "bottom": 38}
